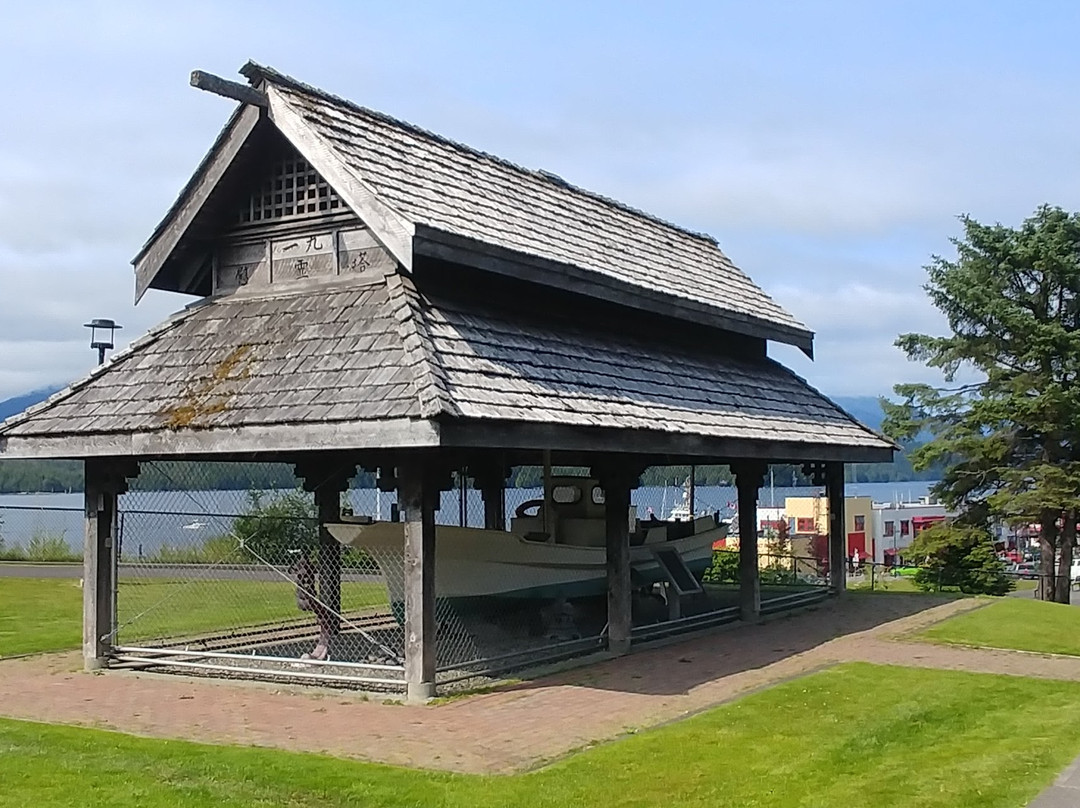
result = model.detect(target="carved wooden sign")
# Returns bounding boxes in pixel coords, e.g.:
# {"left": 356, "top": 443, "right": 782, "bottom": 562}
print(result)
{"left": 215, "top": 242, "right": 269, "bottom": 293}
{"left": 338, "top": 228, "right": 394, "bottom": 277}
{"left": 213, "top": 225, "right": 395, "bottom": 296}
{"left": 271, "top": 232, "right": 335, "bottom": 282}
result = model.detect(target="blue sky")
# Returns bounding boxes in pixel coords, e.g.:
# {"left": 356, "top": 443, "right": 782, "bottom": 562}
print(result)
{"left": 1, "top": 1, "right": 1079, "bottom": 400}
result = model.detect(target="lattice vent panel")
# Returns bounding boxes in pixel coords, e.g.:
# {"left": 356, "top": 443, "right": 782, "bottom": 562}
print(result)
{"left": 238, "top": 154, "right": 343, "bottom": 224}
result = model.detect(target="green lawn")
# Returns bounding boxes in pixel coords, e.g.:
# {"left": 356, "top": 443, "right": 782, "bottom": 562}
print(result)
{"left": 849, "top": 573, "right": 924, "bottom": 593}
{"left": 0, "top": 578, "right": 83, "bottom": 657}
{"left": 117, "top": 578, "right": 387, "bottom": 643}
{"left": 850, "top": 573, "right": 1037, "bottom": 594}
{"left": 1, "top": 662, "right": 1078, "bottom": 807}
{"left": 0, "top": 576, "right": 387, "bottom": 657}
{"left": 919, "top": 596, "right": 1080, "bottom": 656}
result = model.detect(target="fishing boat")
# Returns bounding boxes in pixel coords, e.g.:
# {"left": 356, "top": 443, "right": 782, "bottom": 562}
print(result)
{"left": 326, "top": 476, "right": 725, "bottom": 607}
{"left": 666, "top": 475, "right": 696, "bottom": 522}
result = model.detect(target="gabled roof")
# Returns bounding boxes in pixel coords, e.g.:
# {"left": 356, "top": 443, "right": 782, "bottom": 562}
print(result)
{"left": 134, "top": 62, "right": 814, "bottom": 353}
{"left": 0, "top": 273, "right": 892, "bottom": 462}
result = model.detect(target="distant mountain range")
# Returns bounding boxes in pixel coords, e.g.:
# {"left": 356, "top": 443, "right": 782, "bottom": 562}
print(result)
{"left": 831, "top": 396, "right": 886, "bottom": 431}
{"left": 0, "top": 386, "right": 63, "bottom": 423}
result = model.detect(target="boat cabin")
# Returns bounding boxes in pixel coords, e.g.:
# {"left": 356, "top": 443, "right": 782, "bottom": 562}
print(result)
{"left": 509, "top": 476, "right": 723, "bottom": 547}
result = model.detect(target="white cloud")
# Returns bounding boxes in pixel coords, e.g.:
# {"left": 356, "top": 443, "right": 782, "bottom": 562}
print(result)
{"left": 768, "top": 282, "right": 967, "bottom": 397}
{"left": 1, "top": 2, "right": 1079, "bottom": 403}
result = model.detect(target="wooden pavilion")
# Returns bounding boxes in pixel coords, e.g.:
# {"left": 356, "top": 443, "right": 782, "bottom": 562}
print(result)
{"left": 0, "top": 63, "right": 893, "bottom": 700}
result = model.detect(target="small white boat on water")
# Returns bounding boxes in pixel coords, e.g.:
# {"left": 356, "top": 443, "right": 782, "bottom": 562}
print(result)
{"left": 326, "top": 477, "right": 725, "bottom": 606}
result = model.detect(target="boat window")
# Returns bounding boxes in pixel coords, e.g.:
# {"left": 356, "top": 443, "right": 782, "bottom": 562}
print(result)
{"left": 552, "top": 485, "right": 582, "bottom": 504}
{"left": 591, "top": 486, "right": 605, "bottom": 505}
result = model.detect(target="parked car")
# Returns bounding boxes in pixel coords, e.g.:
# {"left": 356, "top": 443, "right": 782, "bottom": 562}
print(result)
{"left": 1009, "top": 562, "right": 1039, "bottom": 579}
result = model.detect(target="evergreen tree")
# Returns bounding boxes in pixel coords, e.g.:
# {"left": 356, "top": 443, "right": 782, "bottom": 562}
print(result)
{"left": 884, "top": 205, "right": 1080, "bottom": 602}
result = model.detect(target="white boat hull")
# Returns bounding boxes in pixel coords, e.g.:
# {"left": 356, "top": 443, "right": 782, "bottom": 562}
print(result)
{"left": 326, "top": 521, "right": 721, "bottom": 603}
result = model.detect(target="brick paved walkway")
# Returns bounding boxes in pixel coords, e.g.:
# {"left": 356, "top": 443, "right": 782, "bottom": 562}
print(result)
{"left": 3, "top": 594, "right": 1080, "bottom": 774}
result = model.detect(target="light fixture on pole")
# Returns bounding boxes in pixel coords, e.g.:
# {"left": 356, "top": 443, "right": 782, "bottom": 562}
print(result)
{"left": 84, "top": 319, "right": 122, "bottom": 365}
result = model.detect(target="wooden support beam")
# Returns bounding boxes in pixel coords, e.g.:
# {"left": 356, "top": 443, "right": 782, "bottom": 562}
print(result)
{"left": 733, "top": 461, "right": 767, "bottom": 622}
{"left": 82, "top": 469, "right": 108, "bottom": 670}
{"left": 315, "top": 486, "right": 343, "bottom": 634}
{"left": 190, "top": 70, "right": 269, "bottom": 108}
{"left": 481, "top": 482, "right": 505, "bottom": 531}
{"left": 294, "top": 461, "right": 357, "bottom": 636}
{"left": 82, "top": 459, "right": 137, "bottom": 671}
{"left": 542, "top": 450, "right": 554, "bottom": 539}
{"left": 604, "top": 480, "right": 633, "bottom": 655}
{"left": 593, "top": 461, "right": 643, "bottom": 656}
{"left": 473, "top": 460, "right": 508, "bottom": 532}
{"left": 457, "top": 467, "right": 468, "bottom": 527}
{"left": 399, "top": 461, "right": 437, "bottom": 701}
{"left": 826, "top": 462, "right": 847, "bottom": 595}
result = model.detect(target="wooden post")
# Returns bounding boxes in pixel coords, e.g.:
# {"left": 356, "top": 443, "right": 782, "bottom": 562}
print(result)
{"left": 458, "top": 467, "right": 468, "bottom": 527}
{"left": 542, "top": 449, "right": 554, "bottom": 538}
{"left": 399, "top": 461, "right": 437, "bottom": 701}
{"left": 474, "top": 462, "right": 508, "bottom": 532}
{"left": 594, "top": 462, "right": 638, "bottom": 655}
{"left": 295, "top": 461, "right": 357, "bottom": 637}
{"left": 734, "top": 461, "right": 766, "bottom": 622}
{"left": 315, "top": 486, "right": 343, "bottom": 634}
{"left": 482, "top": 481, "right": 505, "bottom": 531}
{"left": 826, "top": 462, "right": 847, "bottom": 595}
{"left": 82, "top": 459, "right": 135, "bottom": 671}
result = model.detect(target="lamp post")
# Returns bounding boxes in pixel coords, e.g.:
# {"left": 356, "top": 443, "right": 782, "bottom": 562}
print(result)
{"left": 84, "top": 319, "right": 122, "bottom": 365}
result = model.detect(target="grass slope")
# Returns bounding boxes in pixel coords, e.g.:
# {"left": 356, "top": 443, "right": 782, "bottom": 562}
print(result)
{"left": 919, "top": 596, "right": 1080, "bottom": 656}
{"left": 2, "top": 663, "right": 1080, "bottom": 807}
{"left": 0, "top": 577, "right": 386, "bottom": 657}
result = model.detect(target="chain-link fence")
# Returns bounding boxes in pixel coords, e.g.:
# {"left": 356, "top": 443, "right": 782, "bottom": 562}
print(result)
{"left": 0, "top": 504, "right": 83, "bottom": 561}
{"left": 847, "top": 559, "right": 1071, "bottom": 597}
{"left": 105, "top": 462, "right": 401, "bottom": 688}
{"left": 1, "top": 463, "right": 847, "bottom": 691}
{"left": 626, "top": 549, "right": 832, "bottom": 644}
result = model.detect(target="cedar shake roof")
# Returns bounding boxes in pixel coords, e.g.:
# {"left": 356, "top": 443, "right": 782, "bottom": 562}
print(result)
{"left": 0, "top": 271, "right": 892, "bottom": 459}
{"left": 136, "top": 62, "right": 814, "bottom": 353}
{"left": 1, "top": 276, "right": 434, "bottom": 438}
{"left": 261, "top": 69, "right": 811, "bottom": 349}
{"left": 0, "top": 63, "right": 894, "bottom": 462}
{"left": 425, "top": 295, "right": 880, "bottom": 448}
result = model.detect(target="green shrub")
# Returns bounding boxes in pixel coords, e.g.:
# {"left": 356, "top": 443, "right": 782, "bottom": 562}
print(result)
{"left": 0, "top": 541, "right": 27, "bottom": 561}
{"left": 148, "top": 535, "right": 244, "bottom": 564}
{"left": 148, "top": 543, "right": 203, "bottom": 564}
{"left": 703, "top": 549, "right": 739, "bottom": 584}
{"left": 760, "top": 562, "right": 798, "bottom": 586}
{"left": 231, "top": 489, "right": 318, "bottom": 565}
{"left": 25, "top": 530, "right": 78, "bottom": 562}
{"left": 908, "top": 522, "right": 1013, "bottom": 596}
{"left": 201, "top": 535, "right": 245, "bottom": 563}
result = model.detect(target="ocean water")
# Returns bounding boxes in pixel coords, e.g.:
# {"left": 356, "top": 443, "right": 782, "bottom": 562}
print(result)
{"left": 0, "top": 481, "right": 937, "bottom": 555}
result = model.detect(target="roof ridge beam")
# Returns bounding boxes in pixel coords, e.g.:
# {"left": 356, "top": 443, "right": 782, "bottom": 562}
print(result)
{"left": 190, "top": 70, "right": 268, "bottom": 108}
